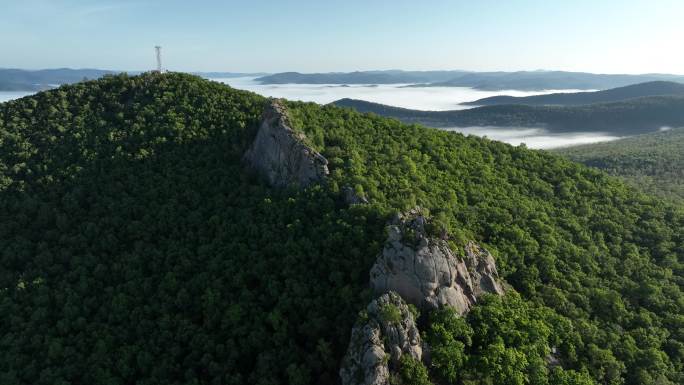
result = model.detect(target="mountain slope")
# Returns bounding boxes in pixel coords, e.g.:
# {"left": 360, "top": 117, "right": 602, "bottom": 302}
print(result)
{"left": 462, "top": 81, "right": 684, "bottom": 106}
{"left": 555, "top": 127, "right": 684, "bottom": 205}
{"left": 333, "top": 96, "right": 684, "bottom": 134}
{"left": 0, "top": 73, "right": 682, "bottom": 385}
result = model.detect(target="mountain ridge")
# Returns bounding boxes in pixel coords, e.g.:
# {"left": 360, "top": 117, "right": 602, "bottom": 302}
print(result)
{"left": 1, "top": 73, "right": 682, "bottom": 385}
{"left": 332, "top": 96, "right": 684, "bottom": 134}
{"left": 462, "top": 81, "right": 684, "bottom": 106}
{"left": 257, "top": 70, "right": 684, "bottom": 91}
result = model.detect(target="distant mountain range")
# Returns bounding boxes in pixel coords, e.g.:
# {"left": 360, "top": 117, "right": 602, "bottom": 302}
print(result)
{"left": 7, "top": 68, "right": 684, "bottom": 93}
{"left": 257, "top": 70, "right": 684, "bottom": 91}
{"left": 462, "top": 81, "right": 684, "bottom": 106}
{"left": 255, "top": 70, "right": 465, "bottom": 85}
{"left": 0, "top": 68, "right": 268, "bottom": 91}
{"left": 193, "top": 71, "right": 269, "bottom": 78}
{"left": 0, "top": 68, "right": 120, "bottom": 91}
{"left": 333, "top": 95, "right": 684, "bottom": 135}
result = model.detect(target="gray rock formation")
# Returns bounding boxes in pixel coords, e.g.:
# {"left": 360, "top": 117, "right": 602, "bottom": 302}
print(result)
{"left": 343, "top": 185, "right": 369, "bottom": 205}
{"left": 546, "top": 346, "right": 562, "bottom": 368}
{"left": 243, "top": 100, "right": 329, "bottom": 188}
{"left": 370, "top": 208, "right": 504, "bottom": 314}
{"left": 340, "top": 292, "right": 422, "bottom": 385}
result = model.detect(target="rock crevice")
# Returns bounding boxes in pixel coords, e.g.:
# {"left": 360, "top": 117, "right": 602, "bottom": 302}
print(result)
{"left": 243, "top": 99, "right": 329, "bottom": 188}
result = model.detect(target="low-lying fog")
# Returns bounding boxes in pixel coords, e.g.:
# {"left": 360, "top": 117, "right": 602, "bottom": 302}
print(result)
{"left": 444, "top": 126, "right": 622, "bottom": 149}
{"left": 212, "top": 77, "right": 587, "bottom": 111}
{"left": 1, "top": 79, "right": 620, "bottom": 149}
{"left": 212, "top": 77, "right": 618, "bottom": 149}
{"left": 0, "top": 91, "right": 33, "bottom": 103}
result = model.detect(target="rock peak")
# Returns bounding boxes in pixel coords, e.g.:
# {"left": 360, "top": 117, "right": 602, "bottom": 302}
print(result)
{"left": 243, "top": 99, "right": 329, "bottom": 188}
{"left": 370, "top": 207, "right": 504, "bottom": 314}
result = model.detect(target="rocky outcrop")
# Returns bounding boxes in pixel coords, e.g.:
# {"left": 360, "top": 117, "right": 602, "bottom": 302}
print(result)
{"left": 340, "top": 292, "right": 422, "bottom": 385}
{"left": 243, "top": 100, "right": 329, "bottom": 188}
{"left": 343, "top": 185, "right": 369, "bottom": 205}
{"left": 370, "top": 208, "right": 504, "bottom": 314}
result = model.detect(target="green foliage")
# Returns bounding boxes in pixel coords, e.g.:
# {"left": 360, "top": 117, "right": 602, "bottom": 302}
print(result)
{"left": 427, "top": 293, "right": 599, "bottom": 385}
{"left": 392, "top": 355, "right": 432, "bottom": 385}
{"left": 425, "top": 307, "right": 473, "bottom": 383}
{"left": 556, "top": 127, "right": 684, "bottom": 205}
{"left": 0, "top": 73, "right": 682, "bottom": 385}
{"left": 379, "top": 303, "right": 403, "bottom": 324}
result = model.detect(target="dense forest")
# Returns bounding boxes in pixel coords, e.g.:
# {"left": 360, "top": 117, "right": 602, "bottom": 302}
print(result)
{"left": 461, "top": 81, "right": 684, "bottom": 106}
{"left": 555, "top": 128, "right": 684, "bottom": 205}
{"left": 333, "top": 96, "right": 684, "bottom": 134}
{"left": 0, "top": 73, "right": 682, "bottom": 385}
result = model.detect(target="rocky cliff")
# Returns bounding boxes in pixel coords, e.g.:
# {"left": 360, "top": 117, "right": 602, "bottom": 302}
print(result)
{"left": 243, "top": 100, "right": 329, "bottom": 188}
{"left": 339, "top": 292, "right": 422, "bottom": 385}
{"left": 341, "top": 208, "right": 507, "bottom": 384}
{"left": 370, "top": 208, "right": 504, "bottom": 314}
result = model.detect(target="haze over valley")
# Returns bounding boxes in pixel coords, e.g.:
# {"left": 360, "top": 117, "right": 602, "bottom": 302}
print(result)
{"left": 6, "top": 70, "right": 678, "bottom": 149}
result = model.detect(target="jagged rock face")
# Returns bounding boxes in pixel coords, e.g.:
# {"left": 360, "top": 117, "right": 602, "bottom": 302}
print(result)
{"left": 340, "top": 292, "right": 422, "bottom": 385}
{"left": 243, "top": 100, "right": 329, "bottom": 188}
{"left": 370, "top": 208, "right": 504, "bottom": 314}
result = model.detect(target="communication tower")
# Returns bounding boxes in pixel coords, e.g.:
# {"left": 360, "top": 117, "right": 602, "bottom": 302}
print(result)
{"left": 155, "top": 46, "right": 163, "bottom": 73}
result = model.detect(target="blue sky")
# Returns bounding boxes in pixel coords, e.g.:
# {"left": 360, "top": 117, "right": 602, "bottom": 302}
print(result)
{"left": 2, "top": 0, "right": 683, "bottom": 74}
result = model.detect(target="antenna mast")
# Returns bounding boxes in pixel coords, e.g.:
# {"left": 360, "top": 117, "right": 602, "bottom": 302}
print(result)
{"left": 155, "top": 46, "right": 162, "bottom": 73}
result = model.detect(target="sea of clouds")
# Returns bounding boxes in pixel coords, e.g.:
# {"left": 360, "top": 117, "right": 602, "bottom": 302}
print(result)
{"left": 0, "top": 91, "right": 33, "bottom": 103}
{"left": 213, "top": 77, "right": 619, "bottom": 149}
{"left": 1, "top": 78, "right": 621, "bottom": 149}
{"left": 443, "top": 126, "right": 621, "bottom": 149}
{"left": 212, "top": 76, "right": 588, "bottom": 111}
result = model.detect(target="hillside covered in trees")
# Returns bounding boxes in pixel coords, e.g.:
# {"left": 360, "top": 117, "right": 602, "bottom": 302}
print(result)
{"left": 461, "top": 81, "right": 684, "bottom": 106}
{"left": 333, "top": 96, "right": 684, "bottom": 135}
{"left": 555, "top": 127, "right": 684, "bottom": 205}
{"left": 0, "top": 73, "right": 682, "bottom": 385}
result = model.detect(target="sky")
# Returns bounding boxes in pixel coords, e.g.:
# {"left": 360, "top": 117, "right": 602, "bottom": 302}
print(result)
{"left": 2, "top": 0, "right": 683, "bottom": 74}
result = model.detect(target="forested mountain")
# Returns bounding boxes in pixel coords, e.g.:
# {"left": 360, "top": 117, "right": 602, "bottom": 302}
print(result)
{"left": 257, "top": 70, "right": 684, "bottom": 91}
{"left": 462, "top": 81, "right": 684, "bottom": 106}
{"left": 333, "top": 96, "right": 684, "bottom": 134}
{"left": 0, "top": 68, "right": 118, "bottom": 91}
{"left": 555, "top": 127, "right": 684, "bottom": 205}
{"left": 0, "top": 73, "right": 682, "bottom": 385}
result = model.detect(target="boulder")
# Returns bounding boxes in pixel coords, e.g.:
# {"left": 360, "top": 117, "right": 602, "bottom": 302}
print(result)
{"left": 370, "top": 208, "right": 504, "bottom": 314}
{"left": 243, "top": 99, "right": 329, "bottom": 188}
{"left": 340, "top": 292, "right": 422, "bottom": 385}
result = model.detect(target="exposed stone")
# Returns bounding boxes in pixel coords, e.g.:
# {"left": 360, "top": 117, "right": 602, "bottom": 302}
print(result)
{"left": 343, "top": 185, "right": 369, "bottom": 205}
{"left": 370, "top": 208, "right": 504, "bottom": 314}
{"left": 340, "top": 292, "right": 422, "bottom": 385}
{"left": 546, "top": 346, "right": 562, "bottom": 368}
{"left": 243, "top": 99, "right": 329, "bottom": 188}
